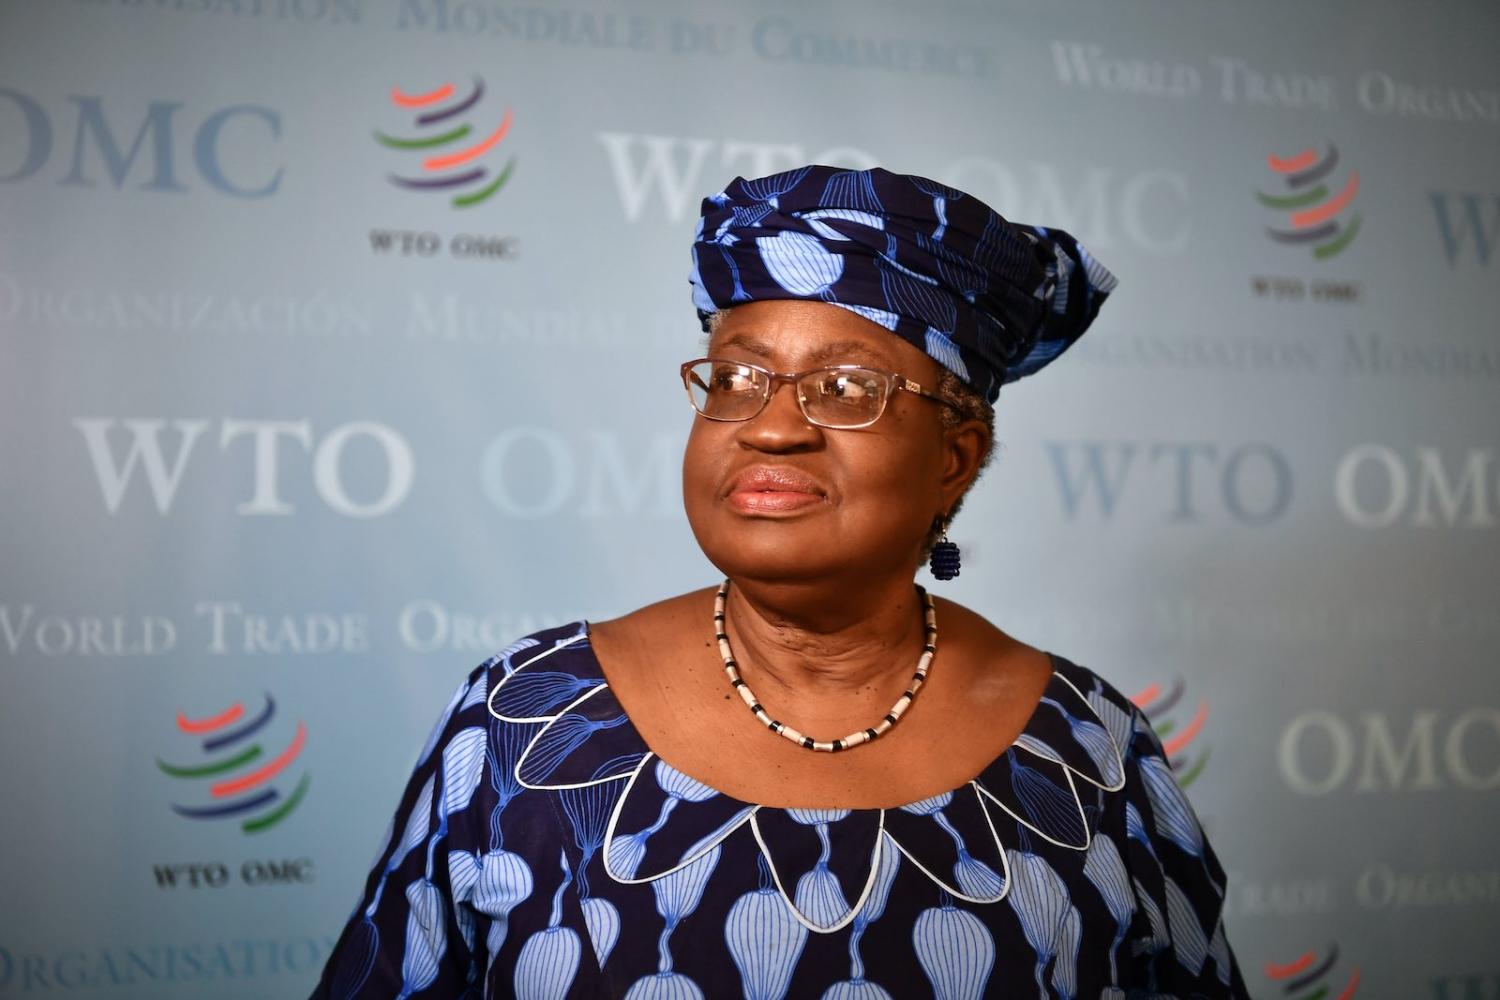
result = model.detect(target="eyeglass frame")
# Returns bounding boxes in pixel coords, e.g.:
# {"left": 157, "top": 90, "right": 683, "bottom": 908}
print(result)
{"left": 679, "top": 356, "right": 962, "bottom": 430}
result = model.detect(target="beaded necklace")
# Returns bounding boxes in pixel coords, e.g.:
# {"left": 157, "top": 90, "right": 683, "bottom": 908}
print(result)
{"left": 713, "top": 580, "right": 937, "bottom": 752}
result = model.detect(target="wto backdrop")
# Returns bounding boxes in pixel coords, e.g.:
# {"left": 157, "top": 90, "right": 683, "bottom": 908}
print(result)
{"left": 1, "top": 0, "right": 1497, "bottom": 996}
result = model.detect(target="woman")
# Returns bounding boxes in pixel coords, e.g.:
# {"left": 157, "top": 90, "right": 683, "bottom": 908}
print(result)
{"left": 315, "top": 166, "right": 1247, "bottom": 998}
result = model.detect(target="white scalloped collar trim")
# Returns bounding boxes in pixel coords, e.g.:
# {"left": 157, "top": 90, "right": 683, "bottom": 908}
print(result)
{"left": 485, "top": 625, "right": 1129, "bottom": 934}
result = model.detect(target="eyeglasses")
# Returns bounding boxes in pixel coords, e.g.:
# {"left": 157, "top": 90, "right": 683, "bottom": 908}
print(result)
{"left": 679, "top": 357, "right": 958, "bottom": 430}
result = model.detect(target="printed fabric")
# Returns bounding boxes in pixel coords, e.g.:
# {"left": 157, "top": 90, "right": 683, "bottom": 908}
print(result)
{"left": 314, "top": 622, "right": 1248, "bottom": 999}
{"left": 688, "top": 166, "right": 1119, "bottom": 402}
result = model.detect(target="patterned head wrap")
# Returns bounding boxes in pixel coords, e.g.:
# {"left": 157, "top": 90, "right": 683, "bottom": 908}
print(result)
{"left": 689, "top": 166, "right": 1118, "bottom": 402}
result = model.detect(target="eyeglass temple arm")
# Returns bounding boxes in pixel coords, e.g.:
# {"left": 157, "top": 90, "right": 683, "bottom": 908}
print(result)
{"left": 899, "top": 376, "right": 964, "bottom": 413}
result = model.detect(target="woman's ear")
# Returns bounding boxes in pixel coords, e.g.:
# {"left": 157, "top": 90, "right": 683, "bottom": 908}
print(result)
{"left": 939, "top": 417, "right": 992, "bottom": 509}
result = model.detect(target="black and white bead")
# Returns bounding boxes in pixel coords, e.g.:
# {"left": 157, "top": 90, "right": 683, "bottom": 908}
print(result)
{"left": 714, "top": 580, "right": 937, "bottom": 753}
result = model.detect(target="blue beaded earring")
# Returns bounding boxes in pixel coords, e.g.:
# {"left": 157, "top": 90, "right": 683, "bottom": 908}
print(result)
{"left": 929, "top": 515, "right": 961, "bottom": 580}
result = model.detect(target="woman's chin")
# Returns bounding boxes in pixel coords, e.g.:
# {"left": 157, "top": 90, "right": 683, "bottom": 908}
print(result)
{"left": 703, "top": 534, "right": 922, "bottom": 591}
{"left": 698, "top": 525, "right": 841, "bottom": 582}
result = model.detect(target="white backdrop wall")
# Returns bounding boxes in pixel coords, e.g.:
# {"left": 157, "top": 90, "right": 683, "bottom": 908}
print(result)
{"left": 1, "top": 0, "right": 1498, "bottom": 996}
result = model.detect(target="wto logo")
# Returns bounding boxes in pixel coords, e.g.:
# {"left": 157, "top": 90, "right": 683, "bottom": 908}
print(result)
{"left": 1257, "top": 143, "right": 1361, "bottom": 259}
{"left": 156, "top": 694, "right": 309, "bottom": 833}
{"left": 1132, "top": 679, "right": 1210, "bottom": 788}
{"left": 1265, "top": 945, "right": 1362, "bottom": 999}
{"left": 376, "top": 78, "right": 515, "bottom": 209}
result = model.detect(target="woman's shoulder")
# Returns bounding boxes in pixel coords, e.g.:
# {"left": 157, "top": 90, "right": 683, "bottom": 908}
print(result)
{"left": 480, "top": 620, "right": 597, "bottom": 675}
{"left": 1043, "top": 649, "right": 1144, "bottom": 733}
{"left": 584, "top": 588, "right": 718, "bottom": 696}
{"left": 405, "top": 621, "right": 600, "bottom": 770}
{"left": 1042, "top": 648, "right": 1181, "bottom": 772}
{"left": 935, "top": 598, "right": 1150, "bottom": 764}
{"left": 409, "top": 620, "right": 601, "bottom": 760}
{"left": 585, "top": 587, "right": 715, "bottom": 647}
{"left": 937, "top": 599, "right": 1139, "bottom": 723}
{"left": 475, "top": 619, "right": 605, "bottom": 716}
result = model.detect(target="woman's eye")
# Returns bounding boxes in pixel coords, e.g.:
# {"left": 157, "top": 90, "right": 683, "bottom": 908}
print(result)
{"left": 711, "top": 368, "right": 755, "bottom": 392}
{"left": 823, "top": 375, "right": 872, "bottom": 399}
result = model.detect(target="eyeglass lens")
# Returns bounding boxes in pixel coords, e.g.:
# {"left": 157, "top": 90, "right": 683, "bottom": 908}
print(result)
{"left": 684, "top": 361, "right": 889, "bottom": 428}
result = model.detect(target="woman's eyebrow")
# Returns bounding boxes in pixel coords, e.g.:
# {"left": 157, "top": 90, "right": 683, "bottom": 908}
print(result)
{"left": 718, "top": 334, "right": 774, "bottom": 357}
{"left": 805, "top": 340, "right": 892, "bottom": 366}
{"left": 717, "top": 334, "right": 893, "bottom": 367}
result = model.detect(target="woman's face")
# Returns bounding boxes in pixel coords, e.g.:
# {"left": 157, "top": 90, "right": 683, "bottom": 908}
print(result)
{"left": 682, "top": 300, "right": 989, "bottom": 585}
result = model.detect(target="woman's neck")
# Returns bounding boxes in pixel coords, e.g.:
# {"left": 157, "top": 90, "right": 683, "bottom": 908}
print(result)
{"left": 721, "top": 574, "right": 929, "bottom": 697}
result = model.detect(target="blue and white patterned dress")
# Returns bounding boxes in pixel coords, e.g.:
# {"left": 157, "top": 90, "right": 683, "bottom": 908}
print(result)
{"left": 315, "top": 622, "right": 1247, "bottom": 999}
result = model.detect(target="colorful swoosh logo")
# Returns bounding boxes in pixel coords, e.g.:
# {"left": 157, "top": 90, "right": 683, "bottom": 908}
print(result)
{"left": 1257, "top": 143, "right": 1362, "bottom": 259}
{"left": 157, "top": 694, "right": 310, "bottom": 834}
{"left": 376, "top": 78, "right": 516, "bottom": 209}
{"left": 1265, "top": 944, "right": 1362, "bottom": 999}
{"left": 1131, "top": 678, "right": 1210, "bottom": 789}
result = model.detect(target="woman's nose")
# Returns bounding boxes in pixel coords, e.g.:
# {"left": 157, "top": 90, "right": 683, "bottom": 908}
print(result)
{"left": 735, "top": 378, "right": 822, "bottom": 451}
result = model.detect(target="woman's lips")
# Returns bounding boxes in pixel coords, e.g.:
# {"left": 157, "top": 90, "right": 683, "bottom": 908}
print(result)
{"left": 725, "top": 467, "right": 826, "bottom": 514}
{"left": 727, "top": 489, "right": 824, "bottom": 513}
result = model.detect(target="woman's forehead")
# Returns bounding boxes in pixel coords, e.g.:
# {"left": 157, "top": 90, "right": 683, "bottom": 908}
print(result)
{"left": 708, "top": 301, "right": 939, "bottom": 376}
